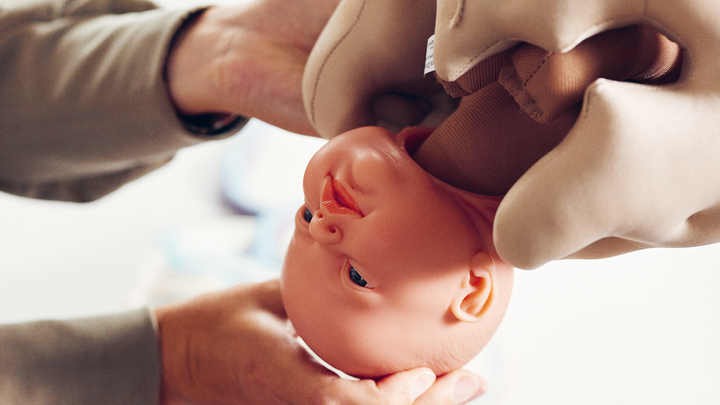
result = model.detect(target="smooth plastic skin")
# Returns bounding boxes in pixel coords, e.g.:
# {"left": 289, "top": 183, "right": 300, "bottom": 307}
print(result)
{"left": 304, "top": 0, "right": 720, "bottom": 269}
{"left": 280, "top": 126, "right": 513, "bottom": 378}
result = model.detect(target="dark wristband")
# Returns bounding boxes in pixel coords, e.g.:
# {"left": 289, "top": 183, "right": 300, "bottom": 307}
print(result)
{"left": 180, "top": 113, "right": 248, "bottom": 136}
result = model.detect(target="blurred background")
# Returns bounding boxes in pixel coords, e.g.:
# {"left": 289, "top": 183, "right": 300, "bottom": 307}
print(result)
{"left": 0, "top": 1, "right": 718, "bottom": 404}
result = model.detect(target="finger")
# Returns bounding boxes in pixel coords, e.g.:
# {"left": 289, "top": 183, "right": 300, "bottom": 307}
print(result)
{"left": 375, "top": 368, "right": 436, "bottom": 402}
{"left": 415, "top": 369, "right": 487, "bottom": 405}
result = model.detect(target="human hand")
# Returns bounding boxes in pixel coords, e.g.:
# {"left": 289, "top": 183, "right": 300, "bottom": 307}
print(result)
{"left": 165, "top": 0, "right": 340, "bottom": 136}
{"left": 427, "top": 0, "right": 720, "bottom": 269}
{"left": 155, "top": 279, "right": 487, "bottom": 405}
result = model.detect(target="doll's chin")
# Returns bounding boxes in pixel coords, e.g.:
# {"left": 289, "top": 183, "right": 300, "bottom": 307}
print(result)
{"left": 319, "top": 345, "right": 475, "bottom": 380}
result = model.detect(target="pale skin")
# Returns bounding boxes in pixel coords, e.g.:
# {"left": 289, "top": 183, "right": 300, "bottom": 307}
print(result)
{"left": 156, "top": 1, "right": 486, "bottom": 404}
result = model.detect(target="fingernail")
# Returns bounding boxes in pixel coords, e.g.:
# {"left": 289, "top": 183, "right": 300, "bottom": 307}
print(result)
{"left": 453, "top": 374, "right": 486, "bottom": 404}
{"left": 410, "top": 370, "right": 436, "bottom": 399}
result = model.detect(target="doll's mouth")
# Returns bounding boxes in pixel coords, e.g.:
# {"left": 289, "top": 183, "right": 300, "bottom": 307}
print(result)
{"left": 322, "top": 176, "right": 364, "bottom": 216}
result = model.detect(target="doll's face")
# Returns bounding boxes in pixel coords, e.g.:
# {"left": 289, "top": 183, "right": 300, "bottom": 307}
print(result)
{"left": 281, "top": 126, "right": 497, "bottom": 377}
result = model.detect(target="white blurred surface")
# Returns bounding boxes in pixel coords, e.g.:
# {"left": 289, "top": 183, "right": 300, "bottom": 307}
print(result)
{"left": 471, "top": 247, "right": 720, "bottom": 405}
{"left": 0, "top": 131, "right": 241, "bottom": 322}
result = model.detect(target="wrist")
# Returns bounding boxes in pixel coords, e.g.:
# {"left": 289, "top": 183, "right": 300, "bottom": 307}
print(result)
{"left": 166, "top": 8, "right": 250, "bottom": 135}
{"left": 165, "top": 7, "right": 221, "bottom": 116}
{"left": 164, "top": 4, "right": 319, "bottom": 135}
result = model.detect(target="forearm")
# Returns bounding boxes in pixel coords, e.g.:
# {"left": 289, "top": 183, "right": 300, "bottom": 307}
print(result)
{"left": 0, "top": 309, "right": 160, "bottom": 405}
{"left": 0, "top": 0, "right": 245, "bottom": 201}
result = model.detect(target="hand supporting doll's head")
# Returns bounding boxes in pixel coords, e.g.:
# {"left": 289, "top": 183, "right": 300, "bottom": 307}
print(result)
{"left": 280, "top": 126, "right": 513, "bottom": 378}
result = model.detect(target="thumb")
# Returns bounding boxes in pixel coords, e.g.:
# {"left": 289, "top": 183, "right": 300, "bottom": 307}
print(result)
{"left": 376, "top": 368, "right": 436, "bottom": 402}
{"left": 377, "top": 368, "right": 487, "bottom": 404}
{"left": 247, "top": 279, "right": 288, "bottom": 318}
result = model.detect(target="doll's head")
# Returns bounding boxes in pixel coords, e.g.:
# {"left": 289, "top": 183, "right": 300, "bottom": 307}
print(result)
{"left": 280, "top": 126, "right": 513, "bottom": 378}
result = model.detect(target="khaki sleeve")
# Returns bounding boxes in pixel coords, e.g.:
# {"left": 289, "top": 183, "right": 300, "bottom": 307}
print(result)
{"left": 0, "top": 308, "right": 160, "bottom": 405}
{"left": 0, "top": 0, "right": 245, "bottom": 202}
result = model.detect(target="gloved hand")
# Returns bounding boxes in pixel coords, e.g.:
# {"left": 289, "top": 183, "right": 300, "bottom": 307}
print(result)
{"left": 305, "top": 0, "right": 720, "bottom": 270}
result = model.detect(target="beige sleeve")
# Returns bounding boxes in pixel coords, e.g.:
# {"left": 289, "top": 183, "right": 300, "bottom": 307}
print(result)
{"left": 0, "top": 308, "right": 160, "bottom": 405}
{"left": 0, "top": 0, "right": 245, "bottom": 202}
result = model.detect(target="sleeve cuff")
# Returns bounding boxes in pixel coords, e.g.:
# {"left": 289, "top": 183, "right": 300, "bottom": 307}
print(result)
{"left": 179, "top": 113, "right": 249, "bottom": 136}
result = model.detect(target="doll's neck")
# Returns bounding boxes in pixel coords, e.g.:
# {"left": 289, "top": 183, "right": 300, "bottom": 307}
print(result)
{"left": 440, "top": 182, "right": 502, "bottom": 254}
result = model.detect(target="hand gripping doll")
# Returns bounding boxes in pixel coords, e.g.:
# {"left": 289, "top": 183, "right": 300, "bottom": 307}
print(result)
{"left": 284, "top": 0, "right": 682, "bottom": 378}
{"left": 302, "top": 0, "right": 720, "bottom": 271}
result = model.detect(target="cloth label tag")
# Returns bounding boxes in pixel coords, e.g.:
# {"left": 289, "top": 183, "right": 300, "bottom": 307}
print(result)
{"left": 424, "top": 35, "right": 435, "bottom": 75}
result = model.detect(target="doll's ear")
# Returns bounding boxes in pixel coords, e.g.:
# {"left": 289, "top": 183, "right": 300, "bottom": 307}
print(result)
{"left": 450, "top": 252, "right": 497, "bottom": 323}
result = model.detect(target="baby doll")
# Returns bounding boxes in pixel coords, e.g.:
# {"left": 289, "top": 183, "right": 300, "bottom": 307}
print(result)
{"left": 281, "top": 125, "right": 513, "bottom": 379}
{"left": 281, "top": 24, "right": 682, "bottom": 379}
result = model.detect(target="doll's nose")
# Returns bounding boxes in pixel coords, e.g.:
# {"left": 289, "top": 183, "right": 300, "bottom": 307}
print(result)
{"left": 308, "top": 210, "right": 343, "bottom": 245}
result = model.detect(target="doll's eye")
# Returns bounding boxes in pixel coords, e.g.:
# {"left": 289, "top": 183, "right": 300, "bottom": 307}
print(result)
{"left": 303, "top": 207, "right": 313, "bottom": 223}
{"left": 349, "top": 266, "right": 370, "bottom": 288}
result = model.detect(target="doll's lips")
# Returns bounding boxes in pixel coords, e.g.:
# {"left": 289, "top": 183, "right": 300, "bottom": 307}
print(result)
{"left": 322, "top": 176, "right": 364, "bottom": 216}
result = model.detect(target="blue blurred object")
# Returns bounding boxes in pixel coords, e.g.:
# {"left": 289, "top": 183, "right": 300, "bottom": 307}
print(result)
{"left": 134, "top": 121, "right": 327, "bottom": 307}
{"left": 221, "top": 120, "right": 327, "bottom": 268}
